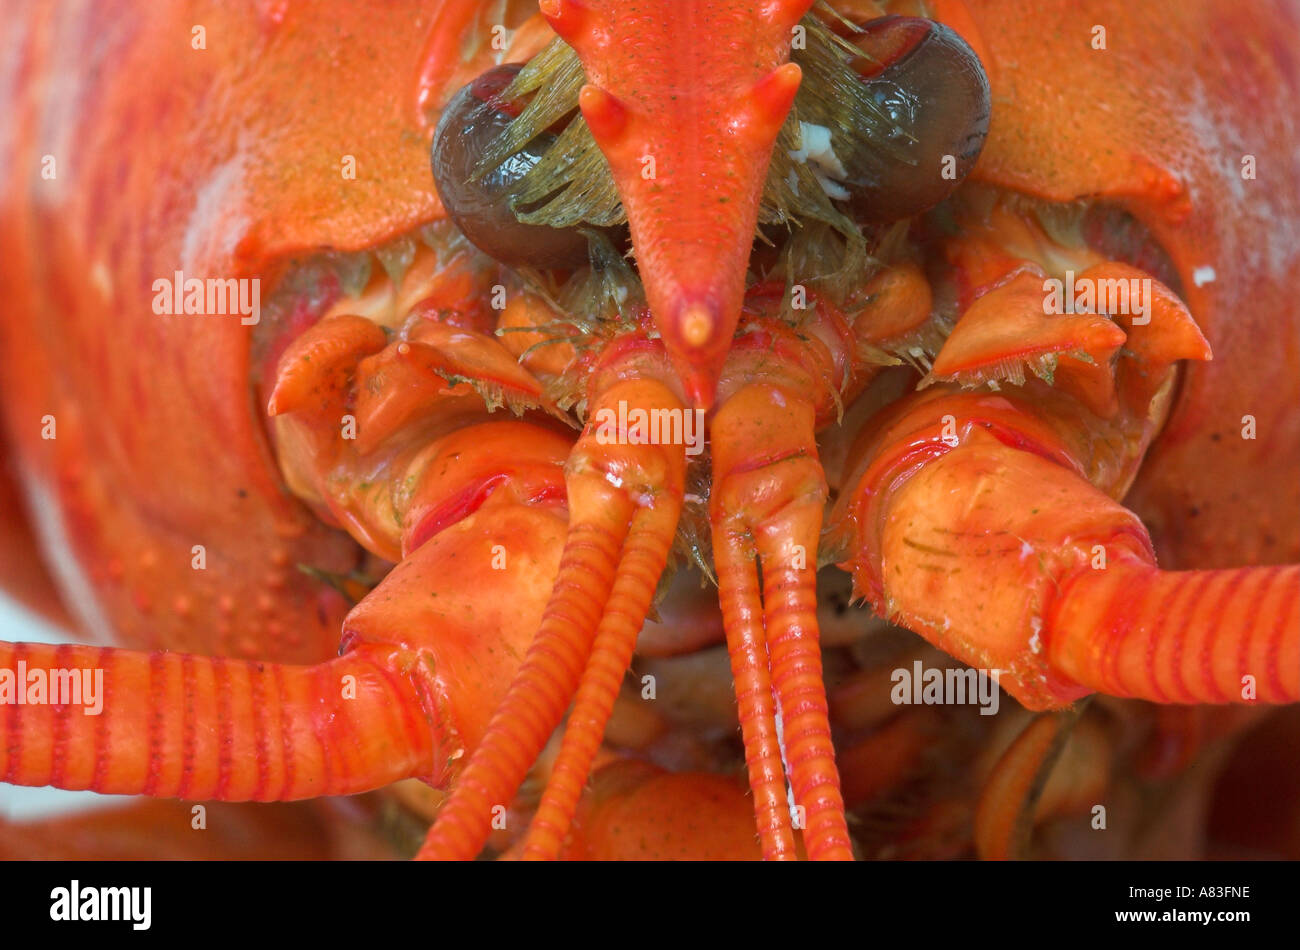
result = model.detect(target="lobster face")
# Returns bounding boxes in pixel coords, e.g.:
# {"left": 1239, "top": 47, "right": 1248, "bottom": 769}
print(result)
{"left": 0, "top": 0, "right": 1296, "bottom": 860}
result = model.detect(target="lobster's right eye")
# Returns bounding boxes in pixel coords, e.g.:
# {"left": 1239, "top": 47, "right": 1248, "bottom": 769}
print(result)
{"left": 431, "top": 64, "right": 590, "bottom": 269}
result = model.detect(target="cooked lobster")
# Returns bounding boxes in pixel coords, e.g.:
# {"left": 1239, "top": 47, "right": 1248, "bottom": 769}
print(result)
{"left": 0, "top": 0, "right": 1296, "bottom": 860}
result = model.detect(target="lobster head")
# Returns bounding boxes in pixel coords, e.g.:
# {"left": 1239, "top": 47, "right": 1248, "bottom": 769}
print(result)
{"left": 2, "top": 0, "right": 1297, "bottom": 861}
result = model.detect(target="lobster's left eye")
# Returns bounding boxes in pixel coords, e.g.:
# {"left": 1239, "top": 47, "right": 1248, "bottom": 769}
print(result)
{"left": 431, "top": 64, "right": 591, "bottom": 269}
{"left": 836, "top": 16, "right": 992, "bottom": 222}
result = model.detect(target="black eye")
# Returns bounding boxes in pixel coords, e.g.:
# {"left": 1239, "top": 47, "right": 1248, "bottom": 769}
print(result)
{"left": 842, "top": 16, "right": 991, "bottom": 222}
{"left": 431, "top": 64, "right": 590, "bottom": 269}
